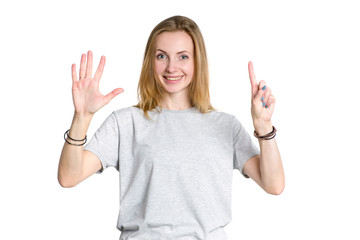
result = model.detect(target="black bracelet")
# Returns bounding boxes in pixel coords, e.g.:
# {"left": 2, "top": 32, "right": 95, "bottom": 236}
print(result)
{"left": 254, "top": 126, "right": 277, "bottom": 140}
{"left": 64, "top": 129, "right": 87, "bottom": 146}
{"left": 65, "top": 129, "right": 86, "bottom": 141}
{"left": 263, "top": 132, "right": 276, "bottom": 140}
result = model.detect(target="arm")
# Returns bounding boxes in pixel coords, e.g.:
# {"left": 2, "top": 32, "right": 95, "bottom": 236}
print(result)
{"left": 57, "top": 51, "right": 123, "bottom": 188}
{"left": 58, "top": 113, "right": 101, "bottom": 188}
{"left": 243, "top": 123, "right": 284, "bottom": 195}
{"left": 244, "top": 61, "right": 285, "bottom": 195}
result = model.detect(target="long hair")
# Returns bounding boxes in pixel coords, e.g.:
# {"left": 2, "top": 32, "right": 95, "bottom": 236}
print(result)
{"left": 132, "top": 15, "right": 217, "bottom": 120}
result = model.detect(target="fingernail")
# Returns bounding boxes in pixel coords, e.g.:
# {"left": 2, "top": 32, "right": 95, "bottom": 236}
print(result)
{"left": 261, "top": 97, "right": 264, "bottom": 102}
{"left": 263, "top": 102, "right": 266, "bottom": 107}
{"left": 262, "top": 86, "right": 266, "bottom": 90}
{"left": 265, "top": 105, "right": 268, "bottom": 108}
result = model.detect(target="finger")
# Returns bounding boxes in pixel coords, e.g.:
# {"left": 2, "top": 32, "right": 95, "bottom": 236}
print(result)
{"left": 263, "top": 87, "right": 272, "bottom": 107}
{"left": 253, "top": 85, "right": 266, "bottom": 105}
{"left": 94, "top": 56, "right": 106, "bottom": 82}
{"left": 266, "top": 95, "right": 276, "bottom": 110}
{"left": 71, "top": 64, "right": 78, "bottom": 84}
{"left": 104, "top": 88, "right": 124, "bottom": 105}
{"left": 253, "top": 80, "right": 266, "bottom": 104}
{"left": 86, "top": 50, "right": 93, "bottom": 78}
{"left": 248, "top": 61, "right": 258, "bottom": 96}
{"left": 258, "top": 80, "right": 266, "bottom": 91}
{"left": 79, "top": 53, "right": 86, "bottom": 80}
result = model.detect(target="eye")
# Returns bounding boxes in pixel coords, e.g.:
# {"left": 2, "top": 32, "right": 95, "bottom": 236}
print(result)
{"left": 180, "top": 55, "right": 189, "bottom": 60}
{"left": 156, "top": 53, "right": 167, "bottom": 60}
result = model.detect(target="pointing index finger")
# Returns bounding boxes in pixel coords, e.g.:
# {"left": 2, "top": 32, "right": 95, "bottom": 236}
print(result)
{"left": 248, "top": 61, "right": 258, "bottom": 96}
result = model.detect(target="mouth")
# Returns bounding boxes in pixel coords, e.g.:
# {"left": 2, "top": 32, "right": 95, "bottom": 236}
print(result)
{"left": 163, "top": 75, "right": 183, "bottom": 84}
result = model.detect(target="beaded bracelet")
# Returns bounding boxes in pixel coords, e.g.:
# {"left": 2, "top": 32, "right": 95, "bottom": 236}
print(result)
{"left": 64, "top": 129, "right": 87, "bottom": 146}
{"left": 254, "top": 126, "right": 277, "bottom": 140}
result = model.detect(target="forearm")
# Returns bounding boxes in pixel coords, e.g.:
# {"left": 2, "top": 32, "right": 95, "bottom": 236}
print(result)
{"left": 58, "top": 112, "right": 93, "bottom": 187}
{"left": 255, "top": 121, "right": 285, "bottom": 194}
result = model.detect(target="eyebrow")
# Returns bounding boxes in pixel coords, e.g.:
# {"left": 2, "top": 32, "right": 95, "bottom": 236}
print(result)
{"left": 156, "top": 49, "right": 192, "bottom": 55}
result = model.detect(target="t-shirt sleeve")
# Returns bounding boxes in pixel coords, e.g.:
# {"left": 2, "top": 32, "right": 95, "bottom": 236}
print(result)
{"left": 83, "top": 112, "right": 120, "bottom": 174}
{"left": 232, "top": 116, "right": 260, "bottom": 178}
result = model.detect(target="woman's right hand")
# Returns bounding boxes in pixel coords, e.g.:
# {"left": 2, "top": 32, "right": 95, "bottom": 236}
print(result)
{"left": 71, "top": 50, "right": 124, "bottom": 116}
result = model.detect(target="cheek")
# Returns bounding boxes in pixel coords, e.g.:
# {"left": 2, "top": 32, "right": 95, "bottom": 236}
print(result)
{"left": 183, "top": 62, "right": 194, "bottom": 78}
{"left": 186, "top": 66, "right": 194, "bottom": 78}
{"left": 154, "top": 61, "right": 165, "bottom": 75}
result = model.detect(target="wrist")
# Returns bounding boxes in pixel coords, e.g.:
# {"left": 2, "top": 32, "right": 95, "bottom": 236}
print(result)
{"left": 253, "top": 120, "right": 273, "bottom": 136}
{"left": 74, "top": 111, "right": 94, "bottom": 120}
{"left": 69, "top": 112, "right": 93, "bottom": 140}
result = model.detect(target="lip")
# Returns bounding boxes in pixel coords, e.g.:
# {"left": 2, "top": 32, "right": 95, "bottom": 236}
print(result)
{"left": 163, "top": 75, "right": 183, "bottom": 84}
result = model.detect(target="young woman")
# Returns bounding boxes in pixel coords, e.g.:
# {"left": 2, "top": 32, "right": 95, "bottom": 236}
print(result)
{"left": 58, "top": 15, "right": 284, "bottom": 240}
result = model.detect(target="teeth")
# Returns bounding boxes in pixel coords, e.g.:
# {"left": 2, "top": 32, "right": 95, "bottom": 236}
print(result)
{"left": 165, "top": 76, "right": 182, "bottom": 81}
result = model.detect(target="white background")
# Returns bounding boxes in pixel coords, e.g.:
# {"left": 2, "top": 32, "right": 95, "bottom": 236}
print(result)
{"left": 1, "top": 0, "right": 359, "bottom": 239}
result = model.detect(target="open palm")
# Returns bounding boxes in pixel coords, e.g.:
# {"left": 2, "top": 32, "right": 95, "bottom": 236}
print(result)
{"left": 71, "top": 51, "right": 123, "bottom": 116}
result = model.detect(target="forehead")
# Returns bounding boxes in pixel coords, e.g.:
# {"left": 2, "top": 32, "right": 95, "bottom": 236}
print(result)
{"left": 155, "top": 31, "right": 194, "bottom": 53}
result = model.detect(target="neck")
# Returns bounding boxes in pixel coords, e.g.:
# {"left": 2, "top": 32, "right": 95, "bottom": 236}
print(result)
{"left": 159, "top": 99, "right": 192, "bottom": 111}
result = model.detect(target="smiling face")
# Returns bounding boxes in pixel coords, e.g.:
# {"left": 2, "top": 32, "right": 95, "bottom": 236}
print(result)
{"left": 154, "top": 31, "right": 195, "bottom": 98}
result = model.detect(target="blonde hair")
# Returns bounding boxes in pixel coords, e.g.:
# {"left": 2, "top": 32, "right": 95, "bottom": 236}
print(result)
{"left": 132, "top": 15, "right": 217, "bottom": 120}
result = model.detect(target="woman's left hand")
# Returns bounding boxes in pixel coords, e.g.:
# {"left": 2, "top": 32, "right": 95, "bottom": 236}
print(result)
{"left": 248, "top": 61, "right": 276, "bottom": 134}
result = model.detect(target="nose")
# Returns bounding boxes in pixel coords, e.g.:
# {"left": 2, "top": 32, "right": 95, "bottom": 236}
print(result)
{"left": 165, "top": 59, "right": 178, "bottom": 73}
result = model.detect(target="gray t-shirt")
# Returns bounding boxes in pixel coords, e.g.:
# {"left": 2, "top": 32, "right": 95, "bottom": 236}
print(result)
{"left": 84, "top": 106, "right": 260, "bottom": 240}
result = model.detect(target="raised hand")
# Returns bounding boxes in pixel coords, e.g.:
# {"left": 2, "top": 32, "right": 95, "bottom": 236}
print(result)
{"left": 71, "top": 51, "right": 124, "bottom": 116}
{"left": 248, "top": 61, "right": 276, "bottom": 133}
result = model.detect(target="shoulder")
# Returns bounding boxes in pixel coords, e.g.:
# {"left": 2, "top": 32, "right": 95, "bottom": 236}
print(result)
{"left": 112, "top": 106, "right": 134, "bottom": 115}
{"left": 111, "top": 106, "right": 141, "bottom": 119}
{"left": 198, "top": 108, "right": 240, "bottom": 134}
{"left": 210, "top": 109, "right": 249, "bottom": 134}
{"left": 208, "top": 108, "right": 237, "bottom": 122}
{"left": 111, "top": 105, "right": 154, "bottom": 124}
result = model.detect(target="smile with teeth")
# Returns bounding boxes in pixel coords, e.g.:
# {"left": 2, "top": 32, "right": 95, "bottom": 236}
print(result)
{"left": 164, "top": 76, "right": 183, "bottom": 81}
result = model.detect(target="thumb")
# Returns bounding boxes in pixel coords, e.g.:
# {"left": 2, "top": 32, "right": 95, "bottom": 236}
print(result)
{"left": 104, "top": 88, "right": 124, "bottom": 104}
